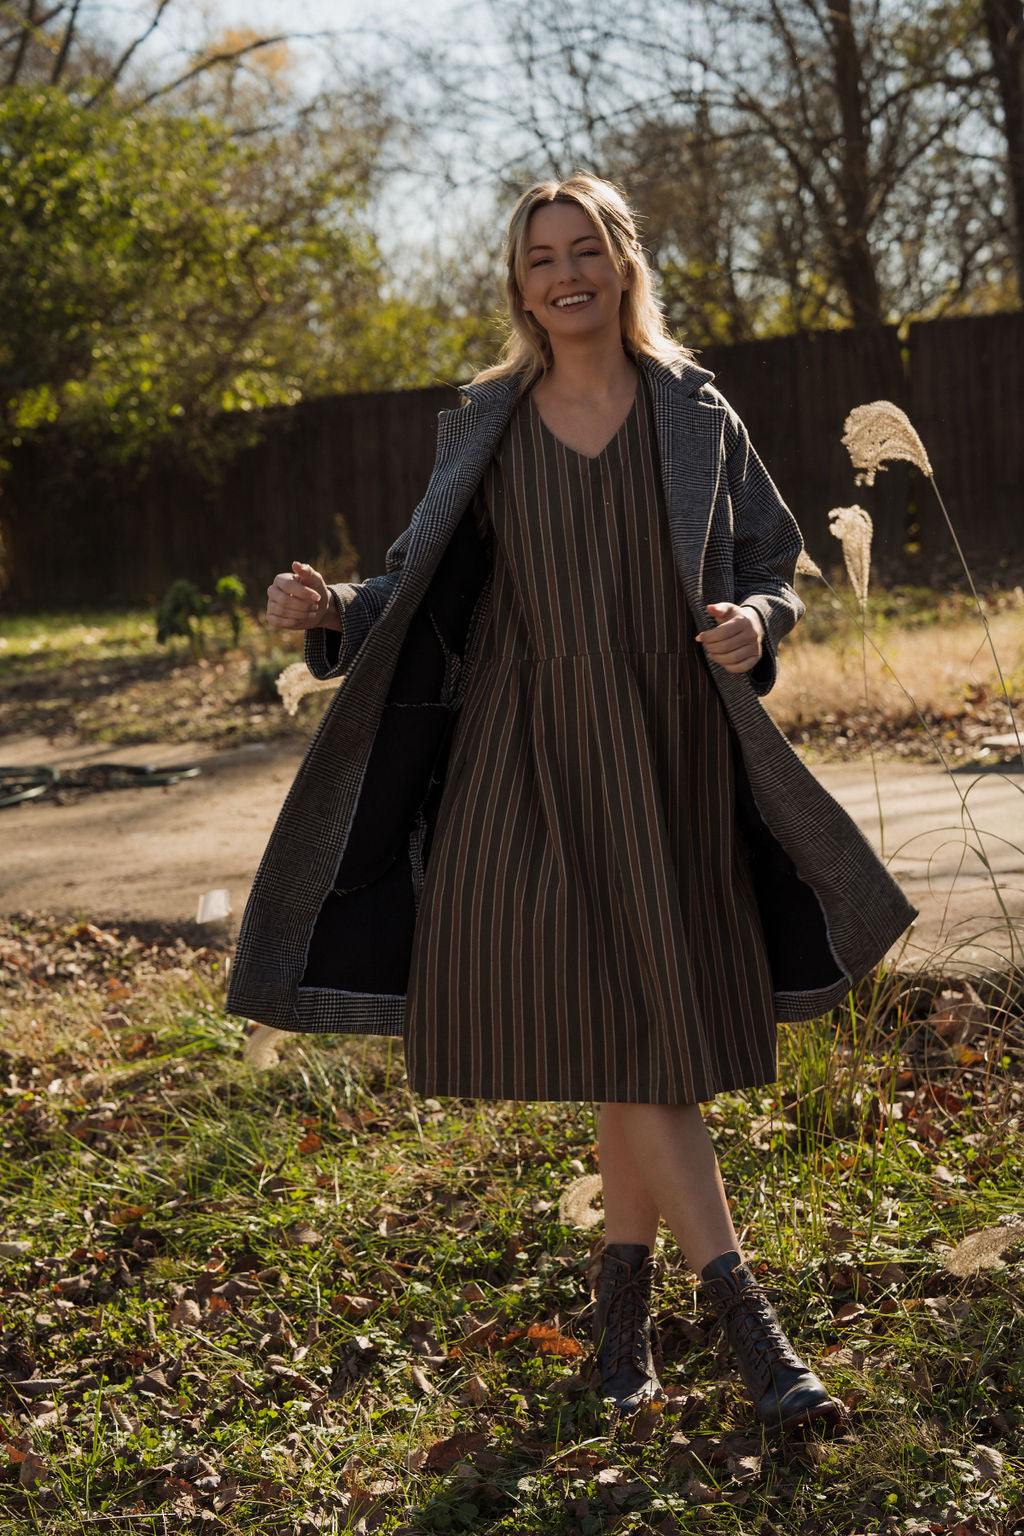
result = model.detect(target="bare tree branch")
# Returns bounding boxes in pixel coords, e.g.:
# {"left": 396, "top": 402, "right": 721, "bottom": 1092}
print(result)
{"left": 2, "top": 0, "right": 65, "bottom": 86}
{"left": 135, "top": 32, "right": 325, "bottom": 109}
{"left": 49, "top": 0, "right": 80, "bottom": 84}
{"left": 85, "top": 0, "right": 174, "bottom": 107}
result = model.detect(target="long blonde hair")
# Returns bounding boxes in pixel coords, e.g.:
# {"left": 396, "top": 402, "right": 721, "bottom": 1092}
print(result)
{"left": 472, "top": 172, "right": 695, "bottom": 392}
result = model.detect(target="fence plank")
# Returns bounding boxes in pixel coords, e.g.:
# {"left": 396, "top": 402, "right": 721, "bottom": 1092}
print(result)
{"left": 2, "top": 315, "right": 1022, "bottom": 609}
{"left": 908, "top": 314, "right": 1024, "bottom": 583}
{"left": 701, "top": 325, "right": 909, "bottom": 580}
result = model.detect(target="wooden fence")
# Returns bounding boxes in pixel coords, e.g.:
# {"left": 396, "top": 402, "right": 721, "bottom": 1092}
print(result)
{"left": 2, "top": 312, "right": 1021, "bottom": 609}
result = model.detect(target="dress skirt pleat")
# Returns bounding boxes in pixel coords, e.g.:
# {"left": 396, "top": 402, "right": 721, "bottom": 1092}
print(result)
{"left": 403, "top": 378, "right": 777, "bottom": 1104}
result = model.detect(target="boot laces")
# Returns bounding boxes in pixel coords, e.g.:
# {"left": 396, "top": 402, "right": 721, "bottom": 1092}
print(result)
{"left": 587, "top": 1260, "right": 656, "bottom": 1381}
{"left": 714, "top": 1282, "right": 801, "bottom": 1375}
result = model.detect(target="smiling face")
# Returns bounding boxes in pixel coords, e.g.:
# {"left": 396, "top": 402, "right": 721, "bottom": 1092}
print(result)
{"left": 519, "top": 199, "right": 631, "bottom": 346}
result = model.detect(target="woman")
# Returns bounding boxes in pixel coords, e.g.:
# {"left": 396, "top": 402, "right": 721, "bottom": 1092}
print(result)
{"left": 232, "top": 173, "right": 915, "bottom": 1434}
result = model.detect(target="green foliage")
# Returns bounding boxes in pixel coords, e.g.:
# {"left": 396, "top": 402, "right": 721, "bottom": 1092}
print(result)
{"left": 0, "top": 84, "right": 380, "bottom": 473}
{"left": 213, "top": 574, "right": 247, "bottom": 647}
{"left": 0, "top": 916, "right": 1022, "bottom": 1531}
{"left": 247, "top": 646, "right": 293, "bottom": 702}
{"left": 155, "top": 578, "right": 207, "bottom": 655}
{"left": 156, "top": 575, "right": 254, "bottom": 655}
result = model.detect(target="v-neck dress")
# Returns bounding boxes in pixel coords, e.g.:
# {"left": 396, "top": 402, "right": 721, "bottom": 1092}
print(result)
{"left": 402, "top": 379, "right": 777, "bottom": 1104}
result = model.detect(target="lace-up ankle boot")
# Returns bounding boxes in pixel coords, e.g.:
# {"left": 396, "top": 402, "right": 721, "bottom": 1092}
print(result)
{"left": 586, "top": 1242, "right": 664, "bottom": 1414}
{"left": 699, "top": 1250, "right": 845, "bottom": 1433}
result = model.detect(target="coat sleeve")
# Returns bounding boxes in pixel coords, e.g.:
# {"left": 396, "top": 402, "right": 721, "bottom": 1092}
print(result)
{"left": 722, "top": 409, "right": 805, "bottom": 697}
{"left": 304, "top": 515, "right": 417, "bottom": 680}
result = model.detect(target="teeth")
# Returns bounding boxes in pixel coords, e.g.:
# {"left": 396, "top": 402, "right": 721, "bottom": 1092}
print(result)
{"left": 554, "top": 293, "right": 592, "bottom": 307}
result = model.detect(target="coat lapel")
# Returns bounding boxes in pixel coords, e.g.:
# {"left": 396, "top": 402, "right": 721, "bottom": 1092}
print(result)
{"left": 638, "top": 356, "right": 726, "bottom": 608}
{"left": 401, "top": 379, "right": 520, "bottom": 574}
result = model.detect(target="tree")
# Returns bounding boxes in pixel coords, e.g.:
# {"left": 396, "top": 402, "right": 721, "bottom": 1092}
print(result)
{"left": 0, "top": 83, "right": 383, "bottom": 472}
{"left": 0, "top": 3, "right": 422, "bottom": 480}
{"left": 981, "top": 0, "right": 1024, "bottom": 296}
{"left": 462, "top": 0, "right": 1013, "bottom": 331}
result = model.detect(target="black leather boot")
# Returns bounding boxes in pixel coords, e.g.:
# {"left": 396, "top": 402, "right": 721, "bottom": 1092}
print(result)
{"left": 585, "top": 1242, "right": 664, "bottom": 1414}
{"left": 699, "top": 1250, "right": 846, "bottom": 1433}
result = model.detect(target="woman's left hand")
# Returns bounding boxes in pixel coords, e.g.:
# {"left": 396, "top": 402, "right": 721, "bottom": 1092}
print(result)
{"left": 695, "top": 602, "right": 764, "bottom": 673}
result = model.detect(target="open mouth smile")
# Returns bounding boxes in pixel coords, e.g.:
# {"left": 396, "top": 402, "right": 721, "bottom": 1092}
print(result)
{"left": 552, "top": 292, "right": 595, "bottom": 308}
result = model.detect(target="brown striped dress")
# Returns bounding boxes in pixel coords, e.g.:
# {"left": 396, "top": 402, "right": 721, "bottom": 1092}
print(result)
{"left": 403, "top": 378, "right": 777, "bottom": 1104}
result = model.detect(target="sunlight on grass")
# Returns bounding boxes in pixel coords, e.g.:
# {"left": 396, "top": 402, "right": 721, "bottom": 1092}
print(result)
{"left": 767, "top": 599, "right": 1024, "bottom": 747}
{"left": 1, "top": 917, "right": 1022, "bottom": 1534}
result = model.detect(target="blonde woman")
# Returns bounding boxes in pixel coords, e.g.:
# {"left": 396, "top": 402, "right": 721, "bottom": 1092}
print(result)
{"left": 234, "top": 173, "right": 914, "bottom": 1433}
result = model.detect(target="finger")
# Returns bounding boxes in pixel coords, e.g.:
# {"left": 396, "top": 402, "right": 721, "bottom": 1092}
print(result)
{"left": 292, "top": 561, "right": 325, "bottom": 593}
{"left": 696, "top": 624, "right": 744, "bottom": 649}
{"left": 700, "top": 630, "right": 758, "bottom": 660}
{"left": 267, "top": 592, "right": 317, "bottom": 628}
{"left": 273, "top": 575, "right": 320, "bottom": 602}
{"left": 704, "top": 616, "right": 745, "bottom": 639}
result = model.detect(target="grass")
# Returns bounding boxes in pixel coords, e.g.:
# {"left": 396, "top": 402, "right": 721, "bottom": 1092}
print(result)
{"left": 1, "top": 589, "right": 1023, "bottom": 761}
{"left": 0, "top": 608, "right": 316, "bottom": 747}
{"left": 1, "top": 916, "right": 1023, "bottom": 1535}
{"left": 764, "top": 584, "right": 1024, "bottom": 764}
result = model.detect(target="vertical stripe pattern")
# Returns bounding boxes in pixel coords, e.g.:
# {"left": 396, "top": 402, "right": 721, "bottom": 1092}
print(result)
{"left": 403, "top": 378, "right": 777, "bottom": 1103}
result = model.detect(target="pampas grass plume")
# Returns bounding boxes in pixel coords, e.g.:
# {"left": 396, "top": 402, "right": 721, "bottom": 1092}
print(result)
{"left": 841, "top": 401, "right": 933, "bottom": 486}
{"left": 276, "top": 661, "right": 339, "bottom": 716}
{"left": 558, "top": 1173, "right": 604, "bottom": 1229}
{"left": 937, "top": 1220, "right": 1024, "bottom": 1276}
{"left": 244, "top": 1023, "right": 293, "bottom": 1069}
{"left": 795, "top": 549, "right": 823, "bottom": 579}
{"left": 828, "top": 505, "right": 874, "bottom": 607}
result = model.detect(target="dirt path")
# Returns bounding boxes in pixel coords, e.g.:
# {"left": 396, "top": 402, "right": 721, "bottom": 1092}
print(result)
{"left": 2, "top": 732, "right": 1021, "bottom": 971}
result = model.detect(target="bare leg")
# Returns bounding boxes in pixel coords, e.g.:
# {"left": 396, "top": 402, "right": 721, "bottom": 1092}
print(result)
{"left": 598, "top": 1101, "right": 740, "bottom": 1275}
{"left": 596, "top": 1101, "right": 661, "bottom": 1250}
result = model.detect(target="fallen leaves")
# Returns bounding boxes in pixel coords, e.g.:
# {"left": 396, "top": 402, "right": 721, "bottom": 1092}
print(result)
{"left": 525, "top": 1322, "right": 585, "bottom": 1358}
{"left": 1, "top": 915, "right": 1022, "bottom": 1534}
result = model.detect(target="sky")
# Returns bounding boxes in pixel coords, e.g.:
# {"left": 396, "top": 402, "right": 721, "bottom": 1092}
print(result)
{"left": 99, "top": 0, "right": 516, "bottom": 260}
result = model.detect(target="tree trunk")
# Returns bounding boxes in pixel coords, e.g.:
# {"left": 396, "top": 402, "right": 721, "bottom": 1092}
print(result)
{"left": 827, "top": 0, "right": 884, "bottom": 324}
{"left": 982, "top": 0, "right": 1024, "bottom": 301}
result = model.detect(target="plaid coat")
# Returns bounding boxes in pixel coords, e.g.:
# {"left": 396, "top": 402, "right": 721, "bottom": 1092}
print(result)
{"left": 227, "top": 354, "right": 916, "bottom": 1036}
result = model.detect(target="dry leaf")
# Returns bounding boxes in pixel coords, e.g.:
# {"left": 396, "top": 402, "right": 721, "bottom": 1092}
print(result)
{"left": 526, "top": 1323, "right": 584, "bottom": 1357}
{"left": 423, "top": 1431, "right": 488, "bottom": 1471}
{"left": 111, "top": 1204, "right": 149, "bottom": 1225}
{"left": 332, "top": 1293, "right": 374, "bottom": 1318}
{"left": 410, "top": 1364, "right": 434, "bottom": 1395}
{"left": 171, "top": 1298, "right": 202, "bottom": 1327}
{"left": 971, "top": 1444, "right": 1004, "bottom": 1484}
{"left": 283, "top": 1222, "right": 321, "bottom": 1248}
{"left": 684, "top": 1476, "right": 717, "bottom": 1505}
{"left": 18, "top": 1449, "right": 49, "bottom": 1487}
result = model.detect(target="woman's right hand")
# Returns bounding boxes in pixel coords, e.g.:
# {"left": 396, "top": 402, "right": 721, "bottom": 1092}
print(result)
{"left": 267, "top": 561, "right": 333, "bottom": 629}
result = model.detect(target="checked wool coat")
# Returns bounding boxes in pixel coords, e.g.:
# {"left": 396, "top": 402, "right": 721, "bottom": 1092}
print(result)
{"left": 227, "top": 353, "right": 916, "bottom": 1039}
